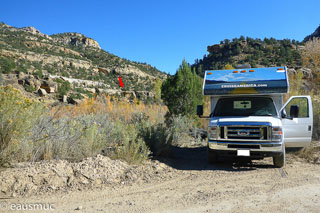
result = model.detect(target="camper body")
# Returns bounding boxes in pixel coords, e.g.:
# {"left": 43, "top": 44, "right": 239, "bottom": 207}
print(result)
{"left": 199, "top": 67, "right": 313, "bottom": 167}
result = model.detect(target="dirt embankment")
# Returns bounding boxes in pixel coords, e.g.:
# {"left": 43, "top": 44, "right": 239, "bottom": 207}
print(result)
{"left": 0, "top": 154, "right": 175, "bottom": 198}
{"left": 1, "top": 142, "right": 320, "bottom": 213}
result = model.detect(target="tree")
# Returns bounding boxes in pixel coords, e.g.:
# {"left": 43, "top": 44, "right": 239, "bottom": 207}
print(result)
{"left": 224, "top": 39, "right": 230, "bottom": 45}
{"left": 58, "top": 81, "right": 71, "bottom": 97}
{"left": 301, "top": 37, "right": 320, "bottom": 75}
{"left": 153, "top": 78, "right": 162, "bottom": 104}
{"left": 161, "top": 60, "right": 203, "bottom": 117}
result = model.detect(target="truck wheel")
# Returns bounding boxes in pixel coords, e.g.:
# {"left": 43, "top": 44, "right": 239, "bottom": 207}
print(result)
{"left": 273, "top": 145, "right": 286, "bottom": 168}
{"left": 207, "top": 148, "right": 218, "bottom": 164}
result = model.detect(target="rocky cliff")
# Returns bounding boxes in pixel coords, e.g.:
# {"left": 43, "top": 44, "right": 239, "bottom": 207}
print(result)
{"left": 51, "top": 32, "right": 101, "bottom": 49}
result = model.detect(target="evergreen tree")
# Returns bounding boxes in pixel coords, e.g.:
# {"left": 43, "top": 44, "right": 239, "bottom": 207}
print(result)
{"left": 161, "top": 60, "right": 203, "bottom": 117}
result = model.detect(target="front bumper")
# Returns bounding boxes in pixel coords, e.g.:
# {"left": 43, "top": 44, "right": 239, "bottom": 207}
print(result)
{"left": 208, "top": 141, "right": 284, "bottom": 157}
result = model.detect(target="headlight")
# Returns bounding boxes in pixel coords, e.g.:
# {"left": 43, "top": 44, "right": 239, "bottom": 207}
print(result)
{"left": 272, "top": 127, "right": 282, "bottom": 142}
{"left": 208, "top": 126, "right": 218, "bottom": 140}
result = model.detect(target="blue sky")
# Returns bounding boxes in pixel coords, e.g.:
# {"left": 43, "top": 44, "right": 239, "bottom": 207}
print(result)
{"left": 1, "top": 0, "right": 319, "bottom": 74}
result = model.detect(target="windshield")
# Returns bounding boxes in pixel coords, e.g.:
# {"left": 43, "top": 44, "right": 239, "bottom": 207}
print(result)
{"left": 213, "top": 97, "right": 277, "bottom": 117}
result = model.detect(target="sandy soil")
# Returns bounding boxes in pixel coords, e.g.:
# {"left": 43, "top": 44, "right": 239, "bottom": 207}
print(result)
{"left": 1, "top": 144, "right": 320, "bottom": 213}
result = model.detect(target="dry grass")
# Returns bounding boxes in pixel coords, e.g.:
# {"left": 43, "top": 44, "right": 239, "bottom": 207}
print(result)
{"left": 52, "top": 95, "right": 167, "bottom": 125}
{"left": 291, "top": 141, "right": 320, "bottom": 164}
{"left": 45, "top": 96, "right": 168, "bottom": 164}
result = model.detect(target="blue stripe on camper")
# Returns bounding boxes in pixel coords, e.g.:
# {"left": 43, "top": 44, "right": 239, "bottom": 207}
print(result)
{"left": 203, "top": 67, "right": 288, "bottom": 95}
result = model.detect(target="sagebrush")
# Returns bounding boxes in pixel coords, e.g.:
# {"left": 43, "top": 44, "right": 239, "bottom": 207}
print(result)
{"left": 0, "top": 86, "right": 199, "bottom": 166}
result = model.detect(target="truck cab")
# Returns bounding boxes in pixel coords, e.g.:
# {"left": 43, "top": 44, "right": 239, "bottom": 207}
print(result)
{"left": 197, "top": 67, "right": 313, "bottom": 167}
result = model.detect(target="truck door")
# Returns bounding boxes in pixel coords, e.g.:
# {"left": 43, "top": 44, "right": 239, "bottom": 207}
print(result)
{"left": 280, "top": 96, "right": 313, "bottom": 147}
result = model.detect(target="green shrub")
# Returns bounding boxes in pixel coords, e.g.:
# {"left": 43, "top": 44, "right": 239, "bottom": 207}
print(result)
{"left": 109, "top": 121, "right": 150, "bottom": 164}
{"left": 19, "top": 112, "right": 151, "bottom": 164}
{"left": 69, "top": 92, "right": 83, "bottom": 100}
{"left": 142, "top": 123, "right": 171, "bottom": 156}
{"left": 112, "top": 138, "right": 150, "bottom": 164}
{"left": 0, "top": 57, "right": 15, "bottom": 74}
{"left": 0, "top": 86, "right": 45, "bottom": 166}
{"left": 57, "top": 81, "right": 71, "bottom": 97}
{"left": 25, "top": 85, "right": 37, "bottom": 92}
{"left": 140, "top": 115, "right": 199, "bottom": 156}
{"left": 33, "top": 70, "right": 43, "bottom": 78}
{"left": 22, "top": 113, "right": 114, "bottom": 162}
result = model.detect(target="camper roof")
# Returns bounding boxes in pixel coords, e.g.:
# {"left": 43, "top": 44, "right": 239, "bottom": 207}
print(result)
{"left": 203, "top": 67, "right": 289, "bottom": 96}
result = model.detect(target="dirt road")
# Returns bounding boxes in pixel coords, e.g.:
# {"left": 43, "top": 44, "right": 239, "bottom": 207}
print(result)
{"left": 2, "top": 145, "right": 320, "bottom": 213}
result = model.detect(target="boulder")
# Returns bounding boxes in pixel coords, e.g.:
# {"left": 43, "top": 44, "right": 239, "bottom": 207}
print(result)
{"left": 18, "top": 79, "right": 25, "bottom": 85}
{"left": 18, "top": 72, "right": 25, "bottom": 79}
{"left": 38, "top": 88, "right": 47, "bottom": 96}
{"left": 68, "top": 97, "right": 82, "bottom": 105}
{"left": 40, "top": 80, "right": 57, "bottom": 93}
{"left": 23, "top": 77, "right": 41, "bottom": 88}
{"left": 122, "top": 91, "right": 136, "bottom": 99}
{"left": 84, "top": 88, "right": 96, "bottom": 93}
{"left": 8, "top": 74, "right": 17, "bottom": 79}
{"left": 301, "top": 67, "right": 312, "bottom": 78}
{"left": 62, "top": 95, "right": 68, "bottom": 103}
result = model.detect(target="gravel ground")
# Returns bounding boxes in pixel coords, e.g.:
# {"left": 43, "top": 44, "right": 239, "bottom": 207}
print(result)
{"left": 0, "top": 142, "right": 320, "bottom": 213}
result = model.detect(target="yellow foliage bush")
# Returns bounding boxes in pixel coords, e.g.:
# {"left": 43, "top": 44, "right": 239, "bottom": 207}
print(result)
{"left": 288, "top": 69, "right": 320, "bottom": 139}
{"left": 52, "top": 94, "right": 167, "bottom": 125}
{"left": 0, "top": 85, "right": 45, "bottom": 165}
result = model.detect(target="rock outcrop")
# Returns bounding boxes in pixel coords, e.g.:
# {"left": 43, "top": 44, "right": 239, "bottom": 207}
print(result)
{"left": 52, "top": 32, "right": 101, "bottom": 49}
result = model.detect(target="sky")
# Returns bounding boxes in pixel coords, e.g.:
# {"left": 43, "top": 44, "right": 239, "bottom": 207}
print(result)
{"left": 0, "top": 0, "right": 320, "bottom": 74}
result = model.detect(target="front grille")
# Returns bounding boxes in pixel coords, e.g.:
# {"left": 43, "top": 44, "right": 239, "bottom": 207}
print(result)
{"left": 218, "top": 124, "right": 271, "bottom": 142}
{"left": 227, "top": 126, "right": 262, "bottom": 140}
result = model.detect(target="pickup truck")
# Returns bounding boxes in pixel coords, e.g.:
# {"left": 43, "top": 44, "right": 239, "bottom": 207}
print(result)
{"left": 197, "top": 66, "right": 313, "bottom": 167}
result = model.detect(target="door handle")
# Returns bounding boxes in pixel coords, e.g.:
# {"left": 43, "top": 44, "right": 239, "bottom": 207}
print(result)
{"left": 308, "top": 125, "right": 312, "bottom": 131}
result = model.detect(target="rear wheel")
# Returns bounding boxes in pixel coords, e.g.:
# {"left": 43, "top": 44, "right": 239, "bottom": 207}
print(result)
{"left": 207, "top": 148, "right": 218, "bottom": 164}
{"left": 273, "top": 145, "right": 286, "bottom": 168}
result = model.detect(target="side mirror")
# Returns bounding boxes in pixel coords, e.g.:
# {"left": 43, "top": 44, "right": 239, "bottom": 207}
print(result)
{"left": 197, "top": 105, "right": 203, "bottom": 117}
{"left": 290, "top": 105, "right": 299, "bottom": 118}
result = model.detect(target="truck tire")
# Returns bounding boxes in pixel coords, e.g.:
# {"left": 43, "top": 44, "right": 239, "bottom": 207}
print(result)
{"left": 207, "top": 148, "right": 218, "bottom": 164}
{"left": 273, "top": 145, "right": 286, "bottom": 168}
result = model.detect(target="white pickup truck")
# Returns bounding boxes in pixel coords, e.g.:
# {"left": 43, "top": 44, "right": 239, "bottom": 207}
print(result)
{"left": 197, "top": 66, "right": 313, "bottom": 167}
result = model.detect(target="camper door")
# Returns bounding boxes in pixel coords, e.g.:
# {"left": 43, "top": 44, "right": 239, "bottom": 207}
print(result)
{"left": 280, "top": 96, "right": 313, "bottom": 147}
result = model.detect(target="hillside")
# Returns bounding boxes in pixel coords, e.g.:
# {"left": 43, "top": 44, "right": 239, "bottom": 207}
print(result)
{"left": 0, "top": 22, "right": 166, "bottom": 104}
{"left": 192, "top": 36, "right": 304, "bottom": 77}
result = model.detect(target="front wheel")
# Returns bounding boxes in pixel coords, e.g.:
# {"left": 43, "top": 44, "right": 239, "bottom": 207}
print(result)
{"left": 273, "top": 145, "right": 286, "bottom": 168}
